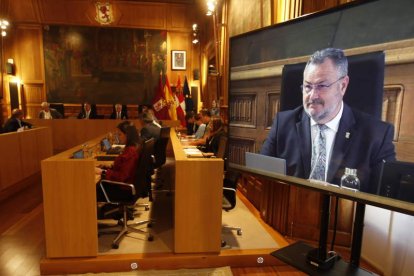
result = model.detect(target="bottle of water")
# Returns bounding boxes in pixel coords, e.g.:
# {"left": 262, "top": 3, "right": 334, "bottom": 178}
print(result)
{"left": 340, "top": 168, "right": 360, "bottom": 191}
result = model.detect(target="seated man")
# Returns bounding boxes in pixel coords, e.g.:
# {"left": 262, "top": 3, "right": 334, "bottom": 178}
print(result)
{"left": 191, "top": 109, "right": 211, "bottom": 145}
{"left": 193, "top": 114, "right": 206, "bottom": 139}
{"left": 3, "top": 109, "right": 33, "bottom": 133}
{"left": 110, "top": 104, "right": 128, "bottom": 120}
{"left": 139, "top": 112, "right": 161, "bottom": 141}
{"left": 77, "top": 102, "right": 98, "bottom": 119}
{"left": 185, "top": 111, "right": 197, "bottom": 136}
{"left": 39, "top": 102, "right": 63, "bottom": 119}
{"left": 260, "top": 48, "right": 396, "bottom": 193}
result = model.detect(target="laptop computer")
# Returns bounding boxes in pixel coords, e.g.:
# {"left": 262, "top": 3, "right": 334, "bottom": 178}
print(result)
{"left": 101, "top": 137, "right": 124, "bottom": 155}
{"left": 71, "top": 149, "right": 84, "bottom": 159}
{"left": 245, "top": 152, "right": 286, "bottom": 175}
{"left": 101, "top": 138, "right": 111, "bottom": 152}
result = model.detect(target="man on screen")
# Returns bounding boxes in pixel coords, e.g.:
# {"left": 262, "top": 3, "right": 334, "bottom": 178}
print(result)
{"left": 260, "top": 48, "right": 396, "bottom": 193}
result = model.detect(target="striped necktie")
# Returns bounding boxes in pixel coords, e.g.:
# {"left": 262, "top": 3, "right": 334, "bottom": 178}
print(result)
{"left": 310, "top": 124, "right": 328, "bottom": 181}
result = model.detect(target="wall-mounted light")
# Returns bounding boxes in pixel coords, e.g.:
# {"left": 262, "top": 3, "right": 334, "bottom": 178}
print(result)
{"left": 0, "top": 20, "right": 9, "bottom": 36}
{"left": 206, "top": 0, "right": 217, "bottom": 16}
{"left": 0, "top": 19, "right": 9, "bottom": 99}
{"left": 192, "top": 23, "right": 199, "bottom": 44}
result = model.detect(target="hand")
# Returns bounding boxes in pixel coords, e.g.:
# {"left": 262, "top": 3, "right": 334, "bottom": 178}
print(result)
{"left": 95, "top": 167, "right": 103, "bottom": 175}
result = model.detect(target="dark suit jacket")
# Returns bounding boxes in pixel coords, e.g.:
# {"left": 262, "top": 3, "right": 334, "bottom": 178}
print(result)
{"left": 77, "top": 106, "right": 98, "bottom": 119}
{"left": 110, "top": 111, "right": 128, "bottom": 120}
{"left": 3, "top": 118, "right": 33, "bottom": 133}
{"left": 140, "top": 122, "right": 161, "bottom": 141}
{"left": 260, "top": 104, "right": 396, "bottom": 193}
{"left": 39, "top": 108, "right": 63, "bottom": 119}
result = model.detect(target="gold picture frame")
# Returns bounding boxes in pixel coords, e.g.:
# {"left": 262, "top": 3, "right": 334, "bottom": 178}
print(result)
{"left": 171, "top": 50, "right": 186, "bottom": 70}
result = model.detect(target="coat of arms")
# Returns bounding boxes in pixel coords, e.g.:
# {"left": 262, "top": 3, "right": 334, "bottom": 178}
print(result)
{"left": 95, "top": 2, "right": 113, "bottom": 25}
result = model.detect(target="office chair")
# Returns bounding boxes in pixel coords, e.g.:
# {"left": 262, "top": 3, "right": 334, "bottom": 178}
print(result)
{"left": 153, "top": 127, "right": 170, "bottom": 171}
{"left": 151, "top": 127, "right": 171, "bottom": 195}
{"left": 222, "top": 170, "right": 243, "bottom": 247}
{"left": 215, "top": 135, "right": 243, "bottom": 247}
{"left": 98, "top": 138, "right": 155, "bottom": 249}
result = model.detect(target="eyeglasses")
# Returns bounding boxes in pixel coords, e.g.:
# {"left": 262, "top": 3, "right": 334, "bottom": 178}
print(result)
{"left": 301, "top": 76, "right": 345, "bottom": 94}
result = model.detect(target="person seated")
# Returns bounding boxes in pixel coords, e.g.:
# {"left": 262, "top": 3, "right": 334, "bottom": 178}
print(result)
{"left": 3, "top": 109, "right": 33, "bottom": 133}
{"left": 184, "top": 111, "right": 197, "bottom": 136}
{"left": 137, "top": 104, "right": 149, "bottom": 116}
{"left": 190, "top": 109, "right": 212, "bottom": 145}
{"left": 95, "top": 121, "right": 142, "bottom": 184}
{"left": 193, "top": 114, "right": 206, "bottom": 139}
{"left": 146, "top": 105, "right": 162, "bottom": 127}
{"left": 199, "top": 116, "right": 226, "bottom": 156}
{"left": 210, "top": 99, "right": 220, "bottom": 116}
{"left": 110, "top": 104, "right": 128, "bottom": 120}
{"left": 95, "top": 121, "right": 142, "bottom": 220}
{"left": 139, "top": 112, "right": 161, "bottom": 141}
{"left": 38, "top": 102, "right": 63, "bottom": 119}
{"left": 77, "top": 102, "right": 98, "bottom": 119}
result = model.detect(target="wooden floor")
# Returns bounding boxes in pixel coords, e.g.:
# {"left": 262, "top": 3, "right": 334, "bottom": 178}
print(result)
{"left": 0, "top": 177, "right": 380, "bottom": 276}
{"left": 0, "top": 177, "right": 304, "bottom": 275}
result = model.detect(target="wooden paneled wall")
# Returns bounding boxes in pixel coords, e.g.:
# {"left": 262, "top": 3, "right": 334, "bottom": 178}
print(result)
{"left": 0, "top": 0, "right": 198, "bottom": 120}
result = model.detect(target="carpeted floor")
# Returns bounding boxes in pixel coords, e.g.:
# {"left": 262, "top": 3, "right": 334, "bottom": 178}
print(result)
{"left": 68, "top": 266, "right": 233, "bottom": 276}
{"left": 97, "top": 158, "right": 280, "bottom": 254}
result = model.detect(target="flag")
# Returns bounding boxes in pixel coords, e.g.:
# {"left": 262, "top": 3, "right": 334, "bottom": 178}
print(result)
{"left": 183, "top": 76, "right": 194, "bottom": 112}
{"left": 164, "top": 75, "right": 177, "bottom": 121}
{"left": 175, "top": 75, "right": 186, "bottom": 127}
{"left": 152, "top": 74, "right": 170, "bottom": 120}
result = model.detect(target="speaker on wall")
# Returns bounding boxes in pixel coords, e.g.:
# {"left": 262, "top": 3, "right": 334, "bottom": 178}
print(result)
{"left": 9, "top": 82, "right": 19, "bottom": 110}
{"left": 5, "top": 62, "right": 15, "bottom": 75}
{"left": 193, "top": 69, "right": 199, "bottom": 80}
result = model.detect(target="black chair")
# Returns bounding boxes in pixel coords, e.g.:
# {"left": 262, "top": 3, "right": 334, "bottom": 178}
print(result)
{"left": 150, "top": 127, "right": 171, "bottom": 195}
{"left": 98, "top": 138, "right": 155, "bottom": 249}
{"left": 153, "top": 127, "right": 170, "bottom": 169}
{"left": 214, "top": 135, "right": 243, "bottom": 247}
{"left": 49, "top": 103, "right": 65, "bottom": 118}
{"left": 222, "top": 170, "right": 243, "bottom": 247}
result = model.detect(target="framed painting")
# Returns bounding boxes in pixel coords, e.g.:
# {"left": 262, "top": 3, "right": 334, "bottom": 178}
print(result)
{"left": 172, "top": 50, "right": 186, "bottom": 70}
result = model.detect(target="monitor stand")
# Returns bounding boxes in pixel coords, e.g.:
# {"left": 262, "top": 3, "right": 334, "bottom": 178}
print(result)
{"left": 271, "top": 195, "right": 374, "bottom": 276}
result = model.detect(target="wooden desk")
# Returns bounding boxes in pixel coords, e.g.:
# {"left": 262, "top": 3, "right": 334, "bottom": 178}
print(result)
{"left": 27, "top": 119, "right": 180, "bottom": 153}
{"left": 42, "top": 129, "right": 224, "bottom": 258}
{"left": 0, "top": 127, "right": 52, "bottom": 201}
{"left": 170, "top": 129, "right": 224, "bottom": 253}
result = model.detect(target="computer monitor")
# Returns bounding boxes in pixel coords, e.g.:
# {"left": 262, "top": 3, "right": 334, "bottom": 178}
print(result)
{"left": 377, "top": 160, "right": 414, "bottom": 203}
{"left": 72, "top": 149, "right": 84, "bottom": 159}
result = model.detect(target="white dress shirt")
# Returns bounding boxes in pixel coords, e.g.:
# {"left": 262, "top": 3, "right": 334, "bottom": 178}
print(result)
{"left": 310, "top": 102, "right": 344, "bottom": 180}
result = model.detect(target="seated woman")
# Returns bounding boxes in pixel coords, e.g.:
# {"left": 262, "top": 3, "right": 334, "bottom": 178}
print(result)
{"left": 199, "top": 116, "right": 226, "bottom": 156}
{"left": 96, "top": 121, "right": 142, "bottom": 188}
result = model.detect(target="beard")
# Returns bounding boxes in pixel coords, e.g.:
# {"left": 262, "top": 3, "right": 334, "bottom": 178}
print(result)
{"left": 304, "top": 98, "right": 329, "bottom": 122}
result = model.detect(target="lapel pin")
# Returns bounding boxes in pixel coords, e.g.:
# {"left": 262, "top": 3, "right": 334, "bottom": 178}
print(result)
{"left": 345, "top": 132, "right": 350, "bottom": 139}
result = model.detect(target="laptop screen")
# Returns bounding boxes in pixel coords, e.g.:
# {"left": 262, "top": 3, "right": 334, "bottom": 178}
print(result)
{"left": 72, "top": 149, "right": 84, "bottom": 159}
{"left": 245, "top": 152, "right": 286, "bottom": 175}
{"left": 101, "top": 138, "right": 111, "bottom": 152}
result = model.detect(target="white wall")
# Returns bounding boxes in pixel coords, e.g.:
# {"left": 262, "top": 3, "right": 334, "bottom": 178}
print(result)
{"left": 363, "top": 206, "right": 414, "bottom": 276}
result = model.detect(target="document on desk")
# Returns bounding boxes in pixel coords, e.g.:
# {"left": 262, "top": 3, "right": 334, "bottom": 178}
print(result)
{"left": 183, "top": 148, "right": 204, "bottom": 158}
